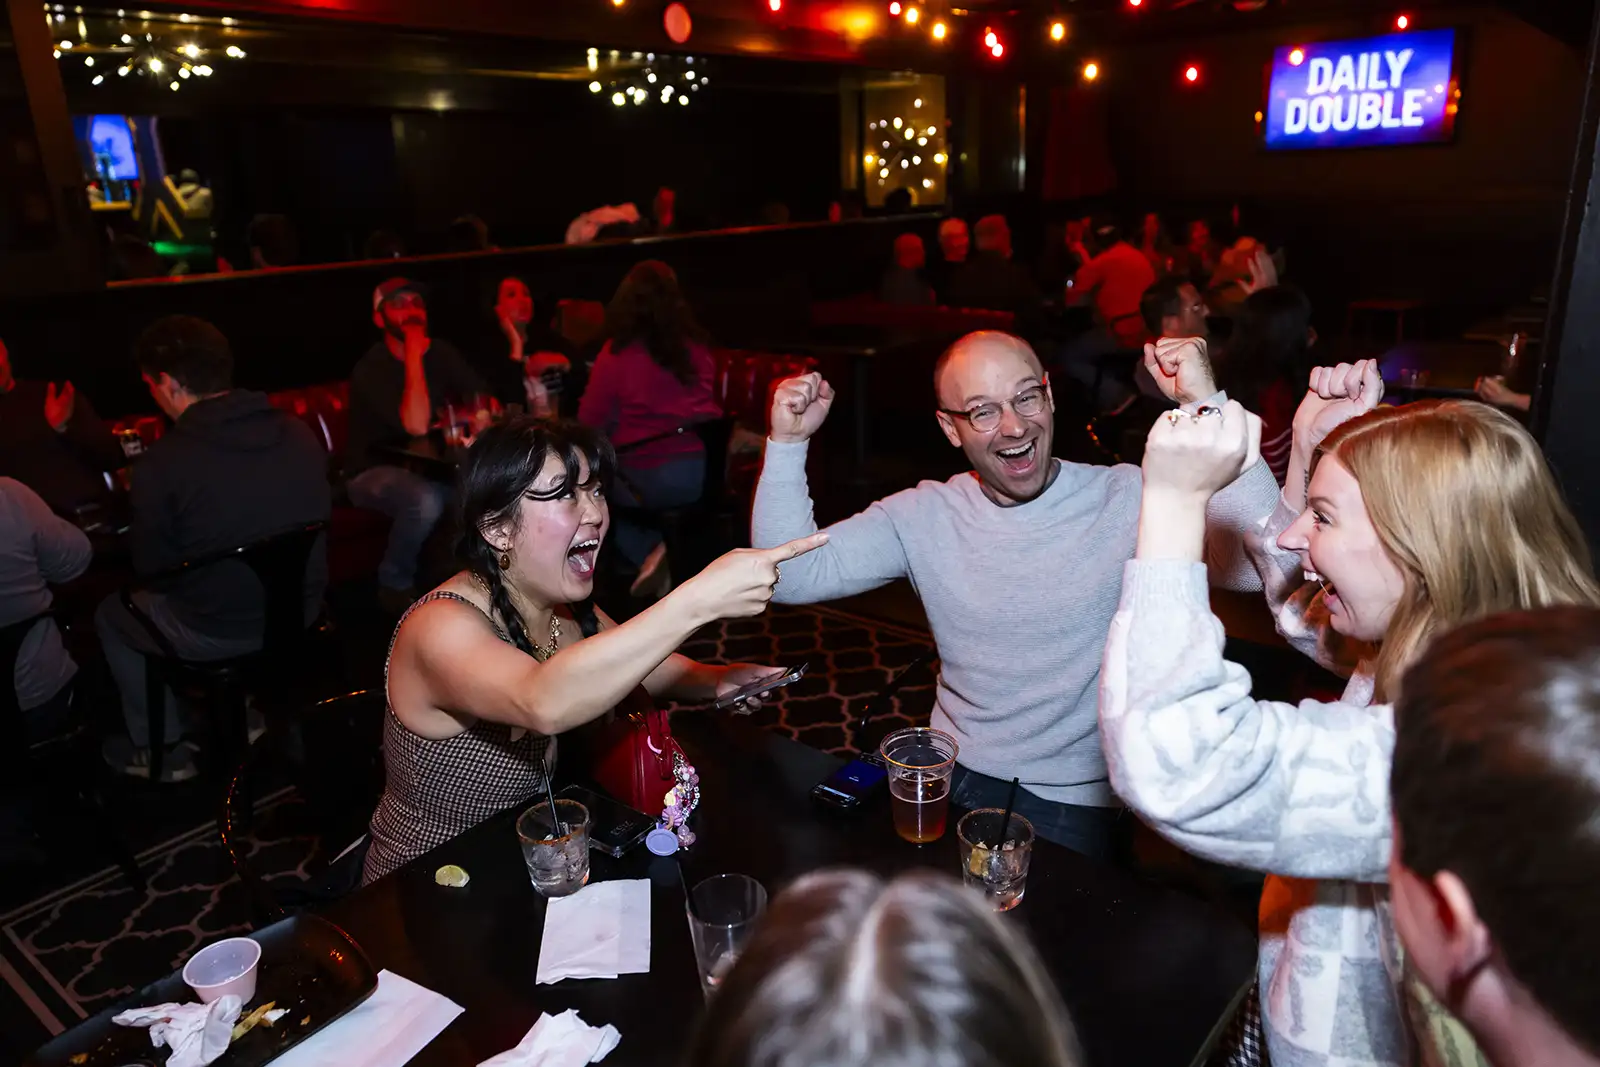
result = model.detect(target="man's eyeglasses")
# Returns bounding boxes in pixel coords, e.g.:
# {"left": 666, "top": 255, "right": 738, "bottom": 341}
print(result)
{"left": 939, "top": 380, "right": 1050, "bottom": 434}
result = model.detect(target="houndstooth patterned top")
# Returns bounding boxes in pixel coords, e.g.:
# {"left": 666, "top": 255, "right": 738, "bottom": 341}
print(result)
{"left": 362, "top": 590, "right": 552, "bottom": 884}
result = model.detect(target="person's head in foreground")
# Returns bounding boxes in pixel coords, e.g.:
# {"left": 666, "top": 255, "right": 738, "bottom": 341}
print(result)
{"left": 1278, "top": 398, "right": 1598, "bottom": 700}
{"left": 456, "top": 417, "right": 614, "bottom": 643}
{"left": 892, "top": 232, "right": 926, "bottom": 271}
{"left": 681, "top": 869, "right": 1082, "bottom": 1067}
{"left": 938, "top": 217, "right": 970, "bottom": 263}
{"left": 1391, "top": 606, "right": 1600, "bottom": 1067}
{"left": 973, "top": 214, "right": 1012, "bottom": 260}
{"left": 135, "top": 315, "right": 234, "bottom": 420}
{"left": 934, "top": 332, "right": 1054, "bottom": 507}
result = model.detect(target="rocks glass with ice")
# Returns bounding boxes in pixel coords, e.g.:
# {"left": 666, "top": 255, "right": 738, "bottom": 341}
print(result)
{"left": 516, "top": 799, "right": 590, "bottom": 898}
{"left": 957, "top": 808, "right": 1035, "bottom": 911}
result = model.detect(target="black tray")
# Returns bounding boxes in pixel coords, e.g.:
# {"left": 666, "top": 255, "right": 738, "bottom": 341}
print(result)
{"left": 27, "top": 915, "right": 378, "bottom": 1067}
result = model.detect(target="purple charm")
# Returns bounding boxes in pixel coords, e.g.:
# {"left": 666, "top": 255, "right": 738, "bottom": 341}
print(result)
{"left": 660, "top": 751, "right": 702, "bottom": 849}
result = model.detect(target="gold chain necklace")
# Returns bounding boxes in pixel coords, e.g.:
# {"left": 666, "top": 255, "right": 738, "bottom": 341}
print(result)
{"left": 474, "top": 574, "right": 561, "bottom": 661}
{"left": 529, "top": 611, "right": 562, "bottom": 662}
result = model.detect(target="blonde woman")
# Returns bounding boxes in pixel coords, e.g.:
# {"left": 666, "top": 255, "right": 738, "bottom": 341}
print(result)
{"left": 1097, "top": 357, "right": 1600, "bottom": 1067}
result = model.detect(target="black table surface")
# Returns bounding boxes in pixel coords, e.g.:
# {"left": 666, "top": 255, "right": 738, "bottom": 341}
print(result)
{"left": 318, "top": 717, "right": 1256, "bottom": 1067}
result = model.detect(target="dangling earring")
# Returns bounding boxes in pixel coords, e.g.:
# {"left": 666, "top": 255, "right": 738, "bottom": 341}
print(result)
{"left": 499, "top": 551, "right": 511, "bottom": 570}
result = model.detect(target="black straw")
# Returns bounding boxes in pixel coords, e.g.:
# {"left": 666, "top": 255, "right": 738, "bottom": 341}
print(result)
{"left": 996, "top": 777, "right": 1020, "bottom": 849}
{"left": 539, "top": 756, "right": 563, "bottom": 839}
{"left": 678, "top": 862, "right": 702, "bottom": 922}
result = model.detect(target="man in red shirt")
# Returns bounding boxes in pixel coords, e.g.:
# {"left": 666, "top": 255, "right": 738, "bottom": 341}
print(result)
{"left": 1069, "top": 219, "right": 1157, "bottom": 348}
{"left": 1056, "top": 218, "right": 1158, "bottom": 413}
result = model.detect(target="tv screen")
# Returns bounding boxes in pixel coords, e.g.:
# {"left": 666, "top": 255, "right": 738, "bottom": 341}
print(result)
{"left": 86, "top": 114, "right": 140, "bottom": 180}
{"left": 1263, "top": 29, "right": 1459, "bottom": 151}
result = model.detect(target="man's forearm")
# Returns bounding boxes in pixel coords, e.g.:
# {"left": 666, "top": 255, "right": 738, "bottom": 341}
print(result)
{"left": 400, "top": 359, "right": 432, "bottom": 436}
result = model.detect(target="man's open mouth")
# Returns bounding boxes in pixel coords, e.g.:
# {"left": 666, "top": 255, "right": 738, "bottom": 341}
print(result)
{"left": 995, "top": 440, "right": 1037, "bottom": 475}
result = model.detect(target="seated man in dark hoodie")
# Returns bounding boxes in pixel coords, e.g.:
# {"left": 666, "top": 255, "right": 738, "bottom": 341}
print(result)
{"left": 96, "top": 316, "right": 331, "bottom": 781}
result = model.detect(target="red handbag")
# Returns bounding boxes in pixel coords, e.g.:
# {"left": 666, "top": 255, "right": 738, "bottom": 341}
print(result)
{"left": 572, "top": 603, "right": 683, "bottom": 814}
{"left": 591, "top": 687, "right": 682, "bottom": 814}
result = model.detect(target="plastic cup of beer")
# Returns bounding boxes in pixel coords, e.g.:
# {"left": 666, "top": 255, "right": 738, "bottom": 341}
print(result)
{"left": 878, "top": 727, "right": 959, "bottom": 844}
{"left": 958, "top": 808, "right": 1035, "bottom": 911}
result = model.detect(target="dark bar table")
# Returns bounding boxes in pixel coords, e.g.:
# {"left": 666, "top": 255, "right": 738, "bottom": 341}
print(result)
{"left": 320, "top": 716, "right": 1256, "bottom": 1067}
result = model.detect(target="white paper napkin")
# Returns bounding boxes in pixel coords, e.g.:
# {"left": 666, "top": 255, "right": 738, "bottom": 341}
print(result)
{"left": 476, "top": 1010, "right": 620, "bottom": 1067}
{"left": 536, "top": 880, "right": 651, "bottom": 984}
{"left": 113, "top": 994, "right": 241, "bottom": 1067}
{"left": 268, "top": 969, "right": 464, "bottom": 1067}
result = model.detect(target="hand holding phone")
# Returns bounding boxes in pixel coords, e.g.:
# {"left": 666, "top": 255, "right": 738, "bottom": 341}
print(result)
{"left": 713, "top": 662, "right": 809, "bottom": 711}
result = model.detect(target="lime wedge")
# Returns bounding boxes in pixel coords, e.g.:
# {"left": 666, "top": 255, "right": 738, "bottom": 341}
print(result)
{"left": 434, "top": 864, "right": 470, "bottom": 888}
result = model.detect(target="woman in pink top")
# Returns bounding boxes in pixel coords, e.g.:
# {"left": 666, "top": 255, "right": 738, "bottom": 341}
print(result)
{"left": 578, "top": 261, "right": 722, "bottom": 571}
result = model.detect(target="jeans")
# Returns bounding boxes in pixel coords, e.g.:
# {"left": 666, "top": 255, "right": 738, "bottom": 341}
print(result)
{"left": 612, "top": 455, "right": 705, "bottom": 568}
{"left": 950, "top": 764, "right": 1131, "bottom": 863}
{"left": 96, "top": 593, "right": 257, "bottom": 748}
{"left": 347, "top": 464, "right": 449, "bottom": 591}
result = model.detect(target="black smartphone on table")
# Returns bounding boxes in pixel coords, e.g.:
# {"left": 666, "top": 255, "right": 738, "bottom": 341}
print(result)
{"left": 558, "top": 784, "right": 657, "bottom": 857}
{"left": 811, "top": 648, "right": 935, "bottom": 811}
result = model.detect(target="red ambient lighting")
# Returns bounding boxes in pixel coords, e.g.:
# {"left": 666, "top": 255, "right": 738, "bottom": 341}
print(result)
{"left": 1184, "top": 65, "right": 1200, "bottom": 83}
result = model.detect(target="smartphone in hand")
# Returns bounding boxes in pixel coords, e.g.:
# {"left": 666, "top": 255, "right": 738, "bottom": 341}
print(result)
{"left": 713, "top": 662, "right": 809, "bottom": 711}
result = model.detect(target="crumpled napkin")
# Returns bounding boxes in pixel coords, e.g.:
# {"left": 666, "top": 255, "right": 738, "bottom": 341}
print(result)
{"left": 478, "top": 1010, "right": 620, "bottom": 1067}
{"left": 536, "top": 879, "right": 651, "bottom": 984}
{"left": 113, "top": 995, "right": 242, "bottom": 1067}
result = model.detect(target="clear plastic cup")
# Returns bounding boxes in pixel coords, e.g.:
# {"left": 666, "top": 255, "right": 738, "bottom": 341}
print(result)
{"left": 182, "top": 937, "right": 262, "bottom": 1003}
{"left": 957, "top": 809, "right": 1035, "bottom": 911}
{"left": 517, "top": 800, "right": 591, "bottom": 898}
{"left": 686, "top": 873, "right": 767, "bottom": 999}
{"left": 879, "top": 727, "right": 959, "bottom": 844}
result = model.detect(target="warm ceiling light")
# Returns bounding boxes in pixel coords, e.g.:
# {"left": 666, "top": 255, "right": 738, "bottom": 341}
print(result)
{"left": 589, "top": 80, "right": 602, "bottom": 92}
{"left": 984, "top": 28, "right": 997, "bottom": 47}
{"left": 1185, "top": 65, "right": 1200, "bottom": 82}
{"left": 148, "top": 57, "right": 162, "bottom": 71}
{"left": 58, "top": 39, "right": 72, "bottom": 48}
{"left": 612, "top": 0, "right": 625, "bottom": 5}
{"left": 1128, "top": 0, "right": 1142, "bottom": 6}
{"left": 183, "top": 43, "right": 199, "bottom": 57}
{"left": 1289, "top": 48, "right": 1305, "bottom": 65}
{"left": 888, "top": 1, "right": 900, "bottom": 13}
{"left": 1254, "top": 110, "right": 1264, "bottom": 122}
{"left": 612, "top": 91, "right": 625, "bottom": 105}
{"left": 1050, "top": 21, "right": 1065, "bottom": 41}
{"left": 1083, "top": 61, "right": 1099, "bottom": 80}
{"left": 1396, "top": 13, "right": 1410, "bottom": 29}
{"left": 931, "top": 20, "right": 946, "bottom": 39}
{"left": 991, "top": 42, "right": 1004, "bottom": 58}
{"left": 769, "top": 0, "right": 781, "bottom": 9}
{"left": 903, "top": 6, "right": 918, "bottom": 24}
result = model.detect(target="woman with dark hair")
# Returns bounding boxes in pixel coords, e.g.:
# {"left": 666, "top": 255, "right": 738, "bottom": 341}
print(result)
{"left": 362, "top": 417, "right": 825, "bottom": 883}
{"left": 1216, "top": 284, "right": 1316, "bottom": 484}
{"left": 472, "top": 275, "right": 578, "bottom": 414}
{"left": 579, "top": 260, "right": 722, "bottom": 578}
{"left": 1392, "top": 607, "right": 1600, "bottom": 1067}
{"left": 682, "top": 870, "right": 1082, "bottom": 1067}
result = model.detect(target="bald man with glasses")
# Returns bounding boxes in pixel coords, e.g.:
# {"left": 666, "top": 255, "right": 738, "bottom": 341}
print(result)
{"left": 752, "top": 330, "right": 1278, "bottom": 860}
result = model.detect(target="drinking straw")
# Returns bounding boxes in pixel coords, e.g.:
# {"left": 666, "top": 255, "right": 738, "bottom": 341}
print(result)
{"left": 996, "top": 776, "right": 1020, "bottom": 849}
{"left": 678, "top": 862, "right": 702, "bottom": 921}
{"left": 539, "top": 756, "right": 563, "bottom": 839}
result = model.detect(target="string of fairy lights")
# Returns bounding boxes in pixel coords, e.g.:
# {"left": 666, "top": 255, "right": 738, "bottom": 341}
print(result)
{"left": 583, "top": 46, "right": 707, "bottom": 108}
{"left": 45, "top": 5, "right": 246, "bottom": 91}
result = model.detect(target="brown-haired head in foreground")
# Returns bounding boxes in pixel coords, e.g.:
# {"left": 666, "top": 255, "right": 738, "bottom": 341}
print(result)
{"left": 681, "top": 869, "right": 1082, "bottom": 1067}
{"left": 1393, "top": 606, "right": 1600, "bottom": 1057}
{"left": 604, "top": 259, "right": 706, "bottom": 386}
{"left": 1314, "top": 399, "right": 1599, "bottom": 701}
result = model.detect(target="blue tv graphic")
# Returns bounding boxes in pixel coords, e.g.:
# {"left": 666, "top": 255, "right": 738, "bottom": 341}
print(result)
{"left": 1264, "top": 29, "right": 1458, "bottom": 150}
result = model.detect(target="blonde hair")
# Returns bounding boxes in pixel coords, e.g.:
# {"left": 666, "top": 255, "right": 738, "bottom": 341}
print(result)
{"left": 1314, "top": 400, "right": 1600, "bottom": 702}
